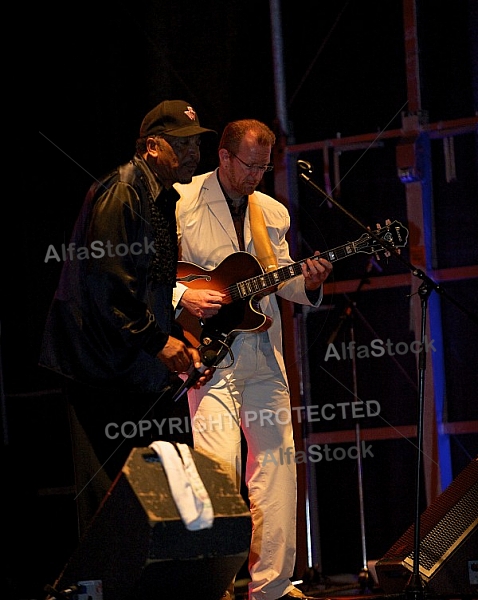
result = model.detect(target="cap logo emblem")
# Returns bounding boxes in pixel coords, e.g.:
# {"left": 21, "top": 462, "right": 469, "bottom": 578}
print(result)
{"left": 184, "top": 106, "right": 197, "bottom": 121}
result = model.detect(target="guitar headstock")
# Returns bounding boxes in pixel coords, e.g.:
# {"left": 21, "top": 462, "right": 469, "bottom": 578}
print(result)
{"left": 355, "top": 219, "right": 409, "bottom": 255}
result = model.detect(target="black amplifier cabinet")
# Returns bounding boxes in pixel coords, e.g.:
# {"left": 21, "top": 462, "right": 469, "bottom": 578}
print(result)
{"left": 376, "top": 457, "right": 478, "bottom": 595}
{"left": 49, "top": 446, "right": 252, "bottom": 600}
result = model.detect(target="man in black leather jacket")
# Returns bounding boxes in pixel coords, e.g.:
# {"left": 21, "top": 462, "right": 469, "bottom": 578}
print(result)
{"left": 40, "top": 100, "right": 215, "bottom": 534}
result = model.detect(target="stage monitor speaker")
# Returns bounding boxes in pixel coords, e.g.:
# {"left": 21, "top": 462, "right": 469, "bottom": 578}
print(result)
{"left": 48, "top": 446, "right": 252, "bottom": 600}
{"left": 375, "top": 456, "right": 478, "bottom": 595}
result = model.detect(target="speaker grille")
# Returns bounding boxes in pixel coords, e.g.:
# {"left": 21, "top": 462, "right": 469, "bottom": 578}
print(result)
{"left": 376, "top": 457, "right": 478, "bottom": 594}
{"left": 405, "top": 481, "right": 478, "bottom": 576}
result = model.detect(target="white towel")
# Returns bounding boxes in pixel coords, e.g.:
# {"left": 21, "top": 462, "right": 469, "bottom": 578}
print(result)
{"left": 149, "top": 441, "right": 214, "bottom": 531}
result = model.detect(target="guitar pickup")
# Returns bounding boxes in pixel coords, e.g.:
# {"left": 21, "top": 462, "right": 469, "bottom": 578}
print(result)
{"left": 177, "top": 273, "right": 212, "bottom": 282}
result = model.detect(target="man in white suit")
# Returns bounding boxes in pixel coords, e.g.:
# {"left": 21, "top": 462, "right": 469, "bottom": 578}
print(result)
{"left": 174, "top": 119, "right": 332, "bottom": 600}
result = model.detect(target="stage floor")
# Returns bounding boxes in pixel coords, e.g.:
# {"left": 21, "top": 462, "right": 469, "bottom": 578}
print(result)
{"left": 232, "top": 573, "right": 474, "bottom": 600}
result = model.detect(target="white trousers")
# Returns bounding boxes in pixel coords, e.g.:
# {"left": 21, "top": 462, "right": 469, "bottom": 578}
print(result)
{"left": 188, "top": 332, "right": 297, "bottom": 600}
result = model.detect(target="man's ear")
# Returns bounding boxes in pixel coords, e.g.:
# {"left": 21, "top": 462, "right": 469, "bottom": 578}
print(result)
{"left": 218, "top": 148, "right": 230, "bottom": 164}
{"left": 146, "top": 137, "right": 161, "bottom": 156}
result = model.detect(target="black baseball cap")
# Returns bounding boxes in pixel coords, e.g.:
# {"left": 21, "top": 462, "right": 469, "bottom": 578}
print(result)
{"left": 140, "top": 100, "right": 216, "bottom": 137}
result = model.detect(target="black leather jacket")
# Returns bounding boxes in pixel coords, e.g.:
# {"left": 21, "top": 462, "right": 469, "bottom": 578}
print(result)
{"left": 40, "top": 155, "right": 181, "bottom": 393}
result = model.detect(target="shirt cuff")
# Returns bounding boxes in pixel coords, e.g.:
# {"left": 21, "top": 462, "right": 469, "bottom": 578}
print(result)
{"left": 305, "top": 285, "right": 322, "bottom": 305}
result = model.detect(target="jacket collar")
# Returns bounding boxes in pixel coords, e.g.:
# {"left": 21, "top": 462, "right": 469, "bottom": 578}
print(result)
{"left": 133, "top": 154, "right": 179, "bottom": 204}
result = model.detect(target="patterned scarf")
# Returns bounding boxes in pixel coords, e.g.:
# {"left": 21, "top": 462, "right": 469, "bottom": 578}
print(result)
{"left": 148, "top": 188, "right": 178, "bottom": 285}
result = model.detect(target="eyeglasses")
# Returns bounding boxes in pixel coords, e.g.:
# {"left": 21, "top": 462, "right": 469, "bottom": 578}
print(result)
{"left": 229, "top": 152, "right": 274, "bottom": 173}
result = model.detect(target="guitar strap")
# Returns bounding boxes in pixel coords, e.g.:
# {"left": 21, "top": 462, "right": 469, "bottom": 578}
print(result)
{"left": 248, "top": 193, "right": 278, "bottom": 273}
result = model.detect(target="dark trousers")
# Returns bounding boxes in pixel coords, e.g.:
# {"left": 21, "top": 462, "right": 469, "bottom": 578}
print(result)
{"left": 65, "top": 379, "right": 192, "bottom": 537}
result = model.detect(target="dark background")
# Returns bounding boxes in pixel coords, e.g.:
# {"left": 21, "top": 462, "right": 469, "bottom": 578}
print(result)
{"left": 3, "top": 1, "right": 477, "bottom": 597}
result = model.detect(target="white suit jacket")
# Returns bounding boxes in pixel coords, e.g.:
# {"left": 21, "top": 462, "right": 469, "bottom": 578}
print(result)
{"left": 173, "top": 170, "right": 322, "bottom": 380}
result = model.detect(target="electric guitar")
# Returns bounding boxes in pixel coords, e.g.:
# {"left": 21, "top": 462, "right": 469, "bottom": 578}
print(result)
{"left": 176, "top": 220, "right": 408, "bottom": 349}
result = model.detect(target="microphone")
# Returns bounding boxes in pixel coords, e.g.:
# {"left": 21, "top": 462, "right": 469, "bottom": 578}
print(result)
{"left": 171, "top": 337, "right": 230, "bottom": 402}
{"left": 171, "top": 361, "right": 208, "bottom": 403}
{"left": 297, "top": 159, "right": 313, "bottom": 173}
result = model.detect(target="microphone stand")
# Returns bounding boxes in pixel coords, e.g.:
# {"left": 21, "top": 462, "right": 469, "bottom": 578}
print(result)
{"left": 297, "top": 160, "right": 478, "bottom": 599}
{"left": 297, "top": 161, "right": 477, "bottom": 325}
{"left": 327, "top": 264, "right": 375, "bottom": 593}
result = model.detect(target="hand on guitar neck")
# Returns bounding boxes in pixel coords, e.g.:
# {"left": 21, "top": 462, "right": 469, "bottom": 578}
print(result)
{"left": 301, "top": 250, "right": 332, "bottom": 291}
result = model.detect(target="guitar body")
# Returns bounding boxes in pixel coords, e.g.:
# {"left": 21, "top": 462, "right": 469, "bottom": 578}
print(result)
{"left": 176, "top": 252, "right": 273, "bottom": 347}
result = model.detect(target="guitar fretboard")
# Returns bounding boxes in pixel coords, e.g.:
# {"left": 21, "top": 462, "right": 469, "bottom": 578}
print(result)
{"left": 231, "top": 242, "right": 357, "bottom": 300}
{"left": 222, "top": 220, "right": 408, "bottom": 302}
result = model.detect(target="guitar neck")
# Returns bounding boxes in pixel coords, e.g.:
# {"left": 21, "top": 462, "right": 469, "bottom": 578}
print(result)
{"left": 235, "top": 242, "right": 356, "bottom": 299}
